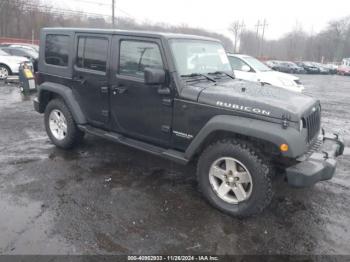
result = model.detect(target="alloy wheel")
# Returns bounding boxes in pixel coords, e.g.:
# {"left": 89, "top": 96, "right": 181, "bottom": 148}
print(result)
{"left": 209, "top": 157, "right": 253, "bottom": 204}
{"left": 49, "top": 109, "right": 68, "bottom": 140}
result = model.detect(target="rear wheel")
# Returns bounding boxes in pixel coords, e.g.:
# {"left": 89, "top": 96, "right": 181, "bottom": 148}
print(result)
{"left": 44, "top": 99, "right": 84, "bottom": 149}
{"left": 197, "top": 139, "right": 274, "bottom": 217}
{"left": 0, "top": 65, "right": 10, "bottom": 80}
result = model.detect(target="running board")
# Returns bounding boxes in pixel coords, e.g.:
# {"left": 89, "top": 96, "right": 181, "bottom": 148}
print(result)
{"left": 78, "top": 125, "right": 189, "bottom": 165}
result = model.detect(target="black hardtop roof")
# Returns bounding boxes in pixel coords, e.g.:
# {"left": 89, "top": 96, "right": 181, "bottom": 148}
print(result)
{"left": 41, "top": 27, "right": 220, "bottom": 42}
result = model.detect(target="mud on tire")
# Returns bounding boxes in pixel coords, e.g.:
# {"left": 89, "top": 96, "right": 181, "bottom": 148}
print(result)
{"left": 197, "top": 139, "right": 274, "bottom": 217}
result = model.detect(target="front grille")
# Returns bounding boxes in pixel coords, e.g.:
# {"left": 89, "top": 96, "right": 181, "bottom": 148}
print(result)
{"left": 304, "top": 106, "right": 321, "bottom": 142}
{"left": 297, "top": 137, "right": 322, "bottom": 161}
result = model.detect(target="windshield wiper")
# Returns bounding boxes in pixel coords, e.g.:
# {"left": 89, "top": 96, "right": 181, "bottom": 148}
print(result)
{"left": 181, "top": 73, "right": 216, "bottom": 82}
{"left": 207, "top": 71, "right": 235, "bottom": 79}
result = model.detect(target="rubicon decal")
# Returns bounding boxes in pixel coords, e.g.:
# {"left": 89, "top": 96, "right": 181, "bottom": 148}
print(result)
{"left": 216, "top": 101, "right": 271, "bottom": 116}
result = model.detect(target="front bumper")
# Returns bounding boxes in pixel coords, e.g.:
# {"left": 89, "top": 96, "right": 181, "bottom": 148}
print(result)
{"left": 286, "top": 132, "right": 344, "bottom": 187}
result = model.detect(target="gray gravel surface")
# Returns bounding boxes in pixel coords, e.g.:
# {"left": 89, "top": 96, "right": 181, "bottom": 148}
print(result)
{"left": 0, "top": 75, "right": 349, "bottom": 255}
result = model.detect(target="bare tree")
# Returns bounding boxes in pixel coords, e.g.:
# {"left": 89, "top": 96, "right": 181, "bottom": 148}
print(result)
{"left": 229, "top": 20, "right": 244, "bottom": 53}
{"left": 0, "top": 0, "right": 234, "bottom": 51}
{"left": 238, "top": 16, "right": 350, "bottom": 62}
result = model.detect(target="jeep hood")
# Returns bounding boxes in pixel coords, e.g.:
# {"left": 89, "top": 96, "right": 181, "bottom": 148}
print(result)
{"left": 180, "top": 79, "right": 318, "bottom": 122}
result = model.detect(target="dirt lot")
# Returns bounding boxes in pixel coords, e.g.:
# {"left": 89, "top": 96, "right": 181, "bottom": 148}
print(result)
{"left": 0, "top": 75, "right": 349, "bottom": 255}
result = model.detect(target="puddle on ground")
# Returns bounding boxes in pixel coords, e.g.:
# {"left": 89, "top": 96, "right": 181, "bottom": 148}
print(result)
{"left": 0, "top": 194, "right": 75, "bottom": 254}
{"left": 0, "top": 84, "right": 32, "bottom": 107}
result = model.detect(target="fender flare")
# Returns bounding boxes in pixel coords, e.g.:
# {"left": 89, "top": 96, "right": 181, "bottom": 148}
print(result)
{"left": 37, "top": 82, "right": 87, "bottom": 124}
{"left": 184, "top": 115, "right": 305, "bottom": 159}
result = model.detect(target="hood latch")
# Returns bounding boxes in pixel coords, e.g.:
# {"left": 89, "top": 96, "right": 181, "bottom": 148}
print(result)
{"left": 282, "top": 113, "right": 291, "bottom": 129}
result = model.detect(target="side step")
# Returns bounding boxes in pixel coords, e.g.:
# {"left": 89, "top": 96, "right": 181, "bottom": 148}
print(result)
{"left": 78, "top": 125, "right": 189, "bottom": 165}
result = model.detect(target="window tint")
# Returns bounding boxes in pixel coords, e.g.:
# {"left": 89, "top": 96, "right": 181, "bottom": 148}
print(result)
{"left": 119, "top": 41, "right": 163, "bottom": 78}
{"left": 76, "top": 37, "right": 108, "bottom": 72}
{"left": 45, "top": 34, "right": 69, "bottom": 67}
{"left": 9, "top": 49, "right": 27, "bottom": 57}
{"left": 228, "top": 56, "right": 248, "bottom": 71}
{"left": 0, "top": 49, "right": 9, "bottom": 56}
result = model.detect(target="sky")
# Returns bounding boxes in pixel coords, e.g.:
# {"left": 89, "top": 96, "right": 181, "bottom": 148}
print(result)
{"left": 50, "top": 0, "right": 350, "bottom": 41}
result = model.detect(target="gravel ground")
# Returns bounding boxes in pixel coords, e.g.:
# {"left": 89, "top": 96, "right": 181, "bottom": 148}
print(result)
{"left": 0, "top": 75, "right": 349, "bottom": 255}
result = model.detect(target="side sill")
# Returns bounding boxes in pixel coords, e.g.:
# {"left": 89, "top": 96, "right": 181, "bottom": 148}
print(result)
{"left": 78, "top": 125, "right": 189, "bottom": 165}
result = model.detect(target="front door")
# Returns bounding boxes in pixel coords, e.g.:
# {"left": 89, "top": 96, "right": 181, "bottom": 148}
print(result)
{"left": 109, "top": 36, "right": 173, "bottom": 147}
{"left": 73, "top": 34, "right": 111, "bottom": 128}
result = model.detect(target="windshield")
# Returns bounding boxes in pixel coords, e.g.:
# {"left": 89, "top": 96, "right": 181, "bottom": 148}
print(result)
{"left": 243, "top": 56, "right": 271, "bottom": 72}
{"left": 169, "top": 39, "right": 231, "bottom": 76}
{"left": 0, "top": 49, "right": 9, "bottom": 56}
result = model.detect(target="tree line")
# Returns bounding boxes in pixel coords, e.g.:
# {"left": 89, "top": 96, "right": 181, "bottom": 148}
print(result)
{"left": 237, "top": 17, "right": 350, "bottom": 63}
{"left": 0, "top": 0, "right": 234, "bottom": 51}
{"left": 1, "top": 0, "right": 349, "bottom": 62}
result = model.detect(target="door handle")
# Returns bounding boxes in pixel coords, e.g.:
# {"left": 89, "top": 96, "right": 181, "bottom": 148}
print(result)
{"left": 157, "top": 87, "right": 171, "bottom": 95}
{"left": 73, "top": 76, "right": 86, "bottom": 85}
{"left": 113, "top": 87, "right": 127, "bottom": 95}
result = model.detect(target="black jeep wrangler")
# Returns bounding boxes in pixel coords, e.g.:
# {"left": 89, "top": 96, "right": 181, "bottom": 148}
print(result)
{"left": 34, "top": 28, "right": 344, "bottom": 217}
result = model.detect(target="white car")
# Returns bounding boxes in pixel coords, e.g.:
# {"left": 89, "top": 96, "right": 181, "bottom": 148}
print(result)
{"left": 0, "top": 49, "right": 31, "bottom": 80}
{"left": 227, "top": 54, "right": 304, "bottom": 92}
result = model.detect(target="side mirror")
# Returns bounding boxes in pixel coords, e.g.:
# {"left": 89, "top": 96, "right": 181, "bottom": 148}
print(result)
{"left": 144, "top": 67, "right": 166, "bottom": 85}
{"left": 241, "top": 65, "right": 251, "bottom": 72}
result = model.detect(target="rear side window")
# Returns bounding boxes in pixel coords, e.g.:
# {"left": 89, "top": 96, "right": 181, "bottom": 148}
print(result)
{"left": 76, "top": 36, "right": 108, "bottom": 72}
{"left": 45, "top": 34, "right": 69, "bottom": 67}
{"left": 119, "top": 40, "right": 163, "bottom": 78}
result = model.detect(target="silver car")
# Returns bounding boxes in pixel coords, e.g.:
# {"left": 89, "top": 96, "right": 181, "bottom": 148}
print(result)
{"left": 0, "top": 49, "right": 32, "bottom": 80}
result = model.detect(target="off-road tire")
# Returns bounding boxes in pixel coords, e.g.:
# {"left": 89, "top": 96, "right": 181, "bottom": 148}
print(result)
{"left": 197, "top": 139, "right": 274, "bottom": 217}
{"left": 44, "top": 99, "right": 84, "bottom": 149}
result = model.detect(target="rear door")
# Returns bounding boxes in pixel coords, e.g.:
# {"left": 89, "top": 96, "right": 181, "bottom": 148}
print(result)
{"left": 72, "top": 34, "right": 111, "bottom": 129}
{"left": 109, "top": 35, "right": 173, "bottom": 147}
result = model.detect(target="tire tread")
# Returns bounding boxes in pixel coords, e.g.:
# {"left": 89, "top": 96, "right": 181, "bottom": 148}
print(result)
{"left": 197, "top": 138, "right": 274, "bottom": 217}
{"left": 44, "top": 98, "right": 84, "bottom": 149}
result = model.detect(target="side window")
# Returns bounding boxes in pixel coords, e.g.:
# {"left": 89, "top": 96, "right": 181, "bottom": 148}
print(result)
{"left": 119, "top": 40, "right": 163, "bottom": 78}
{"left": 11, "top": 49, "right": 26, "bottom": 57}
{"left": 45, "top": 34, "right": 69, "bottom": 67}
{"left": 228, "top": 56, "right": 248, "bottom": 71}
{"left": 2, "top": 48, "right": 12, "bottom": 55}
{"left": 76, "top": 36, "right": 108, "bottom": 72}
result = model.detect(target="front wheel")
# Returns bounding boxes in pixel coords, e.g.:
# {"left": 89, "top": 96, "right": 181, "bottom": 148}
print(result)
{"left": 197, "top": 139, "right": 274, "bottom": 217}
{"left": 44, "top": 99, "right": 84, "bottom": 149}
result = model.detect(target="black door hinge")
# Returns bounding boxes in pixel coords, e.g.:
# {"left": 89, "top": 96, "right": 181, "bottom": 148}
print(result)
{"left": 101, "top": 86, "right": 109, "bottom": 94}
{"left": 162, "top": 98, "right": 172, "bottom": 106}
{"left": 161, "top": 125, "right": 171, "bottom": 133}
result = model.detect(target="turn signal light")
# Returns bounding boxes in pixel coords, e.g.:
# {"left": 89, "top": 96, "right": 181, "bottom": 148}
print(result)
{"left": 280, "top": 144, "right": 289, "bottom": 152}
